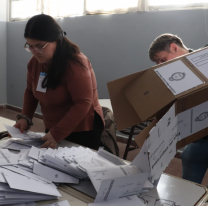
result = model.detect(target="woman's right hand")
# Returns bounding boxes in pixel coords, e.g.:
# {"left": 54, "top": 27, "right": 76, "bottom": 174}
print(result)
{"left": 13, "top": 119, "right": 28, "bottom": 133}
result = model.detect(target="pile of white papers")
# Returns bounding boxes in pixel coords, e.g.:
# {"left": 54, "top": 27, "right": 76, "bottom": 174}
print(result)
{"left": 1, "top": 124, "right": 154, "bottom": 205}
{"left": 2, "top": 125, "right": 45, "bottom": 150}
{"left": 0, "top": 166, "right": 61, "bottom": 205}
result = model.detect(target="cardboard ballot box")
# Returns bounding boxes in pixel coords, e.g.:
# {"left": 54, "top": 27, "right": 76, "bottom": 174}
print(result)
{"left": 107, "top": 47, "right": 208, "bottom": 149}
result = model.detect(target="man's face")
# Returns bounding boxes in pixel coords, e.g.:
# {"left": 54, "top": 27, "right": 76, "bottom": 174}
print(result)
{"left": 153, "top": 43, "right": 184, "bottom": 64}
{"left": 153, "top": 50, "right": 180, "bottom": 65}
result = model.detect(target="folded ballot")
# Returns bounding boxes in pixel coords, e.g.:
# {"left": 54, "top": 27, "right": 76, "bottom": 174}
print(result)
{"left": 4, "top": 124, "right": 44, "bottom": 140}
{"left": 86, "top": 165, "right": 142, "bottom": 192}
{"left": 0, "top": 169, "right": 61, "bottom": 205}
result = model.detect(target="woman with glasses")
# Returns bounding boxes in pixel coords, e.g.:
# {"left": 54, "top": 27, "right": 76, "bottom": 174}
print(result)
{"left": 14, "top": 14, "right": 104, "bottom": 150}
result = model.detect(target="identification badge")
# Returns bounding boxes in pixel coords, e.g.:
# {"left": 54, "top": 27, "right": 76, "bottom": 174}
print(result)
{"left": 36, "top": 72, "right": 47, "bottom": 93}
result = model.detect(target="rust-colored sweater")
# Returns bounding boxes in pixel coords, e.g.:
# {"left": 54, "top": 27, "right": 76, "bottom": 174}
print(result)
{"left": 22, "top": 53, "right": 104, "bottom": 143}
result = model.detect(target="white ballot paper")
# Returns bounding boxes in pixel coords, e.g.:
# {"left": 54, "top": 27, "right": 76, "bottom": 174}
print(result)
{"left": 186, "top": 47, "right": 208, "bottom": 78}
{"left": 154, "top": 60, "right": 203, "bottom": 95}
{"left": 3, "top": 165, "right": 52, "bottom": 184}
{"left": 5, "top": 142, "right": 31, "bottom": 151}
{"left": 149, "top": 126, "right": 178, "bottom": 182}
{"left": 134, "top": 103, "right": 179, "bottom": 182}
{"left": 4, "top": 124, "right": 43, "bottom": 140}
{"left": 33, "top": 161, "right": 79, "bottom": 184}
{"left": 130, "top": 140, "right": 150, "bottom": 173}
{"left": 97, "top": 148, "right": 125, "bottom": 166}
{"left": 88, "top": 195, "right": 145, "bottom": 206}
{"left": 2, "top": 171, "right": 62, "bottom": 197}
{"left": 147, "top": 104, "right": 177, "bottom": 152}
{"left": 94, "top": 172, "right": 149, "bottom": 203}
{"left": 42, "top": 200, "right": 70, "bottom": 206}
{"left": 78, "top": 154, "right": 115, "bottom": 172}
{"left": 28, "top": 146, "right": 46, "bottom": 160}
{"left": 87, "top": 165, "right": 141, "bottom": 192}
{"left": 178, "top": 100, "right": 208, "bottom": 140}
{"left": 0, "top": 149, "right": 19, "bottom": 166}
{"left": 44, "top": 154, "right": 87, "bottom": 179}
{"left": 141, "top": 100, "right": 208, "bottom": 182}
{"left": 0, "top": 139, "right": 13, "bottom": 149}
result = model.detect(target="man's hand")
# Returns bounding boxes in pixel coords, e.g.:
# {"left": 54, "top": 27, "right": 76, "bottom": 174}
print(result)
{"left": 13, "top": 119, "right": 28, "bottom": 133}
{"left": 41, "top": 131, "right": 57, "bottom": 149}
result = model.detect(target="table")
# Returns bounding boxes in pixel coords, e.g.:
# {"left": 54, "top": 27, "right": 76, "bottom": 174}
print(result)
{"left": 98, "top": 99, "right": 113, "bottom": 112}
{"left": 36, "top": 189, "right": 87, "bottom": 206}
{"left": 55, "top": 174, "right": 208, "bottom": 206}
{"left": 0, "top": 116, "right": 208, "bottom": 205}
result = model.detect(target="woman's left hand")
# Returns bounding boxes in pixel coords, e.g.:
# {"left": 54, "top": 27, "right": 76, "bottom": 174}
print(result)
{"left": 41, "top": 131, "right": 57, "bottom": 148}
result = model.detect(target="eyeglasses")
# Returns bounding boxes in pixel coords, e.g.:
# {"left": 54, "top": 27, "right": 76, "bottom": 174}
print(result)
{"left": 24, "top": 42, "right": 49, "bottom": 54}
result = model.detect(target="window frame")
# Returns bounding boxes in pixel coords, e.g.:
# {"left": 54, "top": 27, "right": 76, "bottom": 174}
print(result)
{"left": 9, "top": 0, "right": 42, "bottom": 22}
{"left": 9, "top": 0, "right": 208, "bottom": 22}
{"left": 149, "top": 2, "right": 208, "bottom": 11}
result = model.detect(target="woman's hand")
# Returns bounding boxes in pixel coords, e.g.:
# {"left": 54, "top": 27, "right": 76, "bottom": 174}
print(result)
{"left": 13, "top": 119, "right": 28, "bottom": 133}
{"left": 41, "top": 131, "right": 57, "bottom": 148}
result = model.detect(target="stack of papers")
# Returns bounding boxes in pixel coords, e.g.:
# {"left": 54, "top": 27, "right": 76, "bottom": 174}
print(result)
{"left": 0, "top": 167, "right": 61, "bottom": 205}
{"left": 2, "top": 125, "right": 45, "bottom": 150}
{"left": 0, "top": 125, "right": 155, "bottom": 205}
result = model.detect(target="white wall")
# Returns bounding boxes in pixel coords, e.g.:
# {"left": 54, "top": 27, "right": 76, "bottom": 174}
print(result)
{"left": 0, "top": 0, "right": 7, "bottom": 105}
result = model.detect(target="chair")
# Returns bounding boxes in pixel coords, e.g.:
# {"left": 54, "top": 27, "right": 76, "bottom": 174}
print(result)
{"left": 120, "top": 119, "right": 153, "bottom": 160}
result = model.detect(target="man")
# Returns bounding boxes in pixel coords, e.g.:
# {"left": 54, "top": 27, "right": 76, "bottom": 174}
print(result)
{"left": 149, "top": 33, "right": 208, "bottom": 185}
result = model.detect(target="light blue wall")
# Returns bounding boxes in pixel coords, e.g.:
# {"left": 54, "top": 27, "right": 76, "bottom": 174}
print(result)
{"left": 6, "top": 9, "right": 208, "bottom": 110}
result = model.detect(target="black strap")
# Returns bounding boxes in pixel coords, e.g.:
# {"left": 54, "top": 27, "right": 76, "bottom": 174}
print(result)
{"left": 0, "top": 131, "right": 9, "bottom": 139}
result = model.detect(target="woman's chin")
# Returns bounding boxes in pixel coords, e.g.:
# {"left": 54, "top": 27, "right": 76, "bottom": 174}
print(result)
{"left": 35, "top": 56, "right": 46, "bottom": 63}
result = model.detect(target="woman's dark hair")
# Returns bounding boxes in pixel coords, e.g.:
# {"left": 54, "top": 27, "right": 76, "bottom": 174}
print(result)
{"left": 24, "top": 14, "right": 84, "bottom": 89}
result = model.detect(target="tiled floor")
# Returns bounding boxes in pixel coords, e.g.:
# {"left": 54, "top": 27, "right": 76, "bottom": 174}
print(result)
{"left": 1, "top": 108, "right": 208, "bottom": 187}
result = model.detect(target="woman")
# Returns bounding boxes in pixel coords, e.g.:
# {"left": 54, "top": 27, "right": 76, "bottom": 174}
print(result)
{"left": 14, "top": 14, "right": 104, "bottom": 150}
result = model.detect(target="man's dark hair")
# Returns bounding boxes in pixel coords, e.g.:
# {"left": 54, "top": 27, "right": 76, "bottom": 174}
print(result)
{"left": 25, "top": 14, "right": 85, "bottom": 89}
{"left": 148, "top": 33, "right": 185, "bottom": 62}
